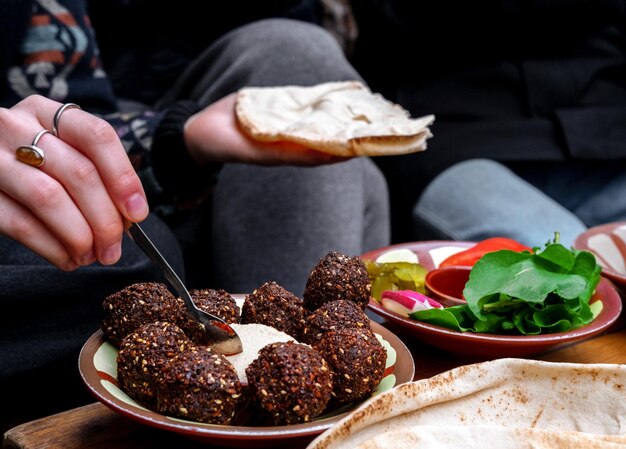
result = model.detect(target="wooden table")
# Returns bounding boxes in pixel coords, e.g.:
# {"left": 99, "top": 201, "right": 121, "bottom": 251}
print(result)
{"left": 4, "top": 314, "right": 626, "bottom": 449}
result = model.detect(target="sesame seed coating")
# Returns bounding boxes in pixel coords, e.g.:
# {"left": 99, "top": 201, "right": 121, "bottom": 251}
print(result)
{"left": 241, "top": 281, "right": 306, "bottom": 340}
{"left": 312, "top": 328, "right": 386, "bottom": 404}
{"left": 178, "top": 289, "right": 241, "bottom": 345}
{"left": 302, "top": 299, "right": 373, "bottom": 344}
{"left": 303, "top": 251, "right": 371, "bottom": 311}
{"left": 116, "top": 321, "right": 191, "bottom": 407}
{"left": 245, "top": 342, "right": 333, "bottom": 425}
{"left": 101, "top": 282, "right": 182, "bottom": 345}
{"left": 155, "top": 347, "right": 242, "bottom": 424}
{"left": 192, "top": 288, "right": 240, "bottom": 324}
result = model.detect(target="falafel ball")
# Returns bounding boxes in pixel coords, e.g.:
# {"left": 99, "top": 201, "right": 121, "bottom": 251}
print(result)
{"left": 177, "top": 288, "right": 240, "bottom": 345}
{"left": 101, "top": 282, "right": 182, "bottom": 345}
{"left": 245, "top": 341, "right": 333, "bottom": 424}
{"left": 155, "top": 347, "right": 242, "bottom": 424}
{"left": 241, "top": 281, "right": 305, "bottom": 340}
{"left": 312, "top": 327, "right": 386, "bottom": 404}
{"left": 303, "top": 251, "right": 371, "bottom": 311}
{"left": 116, "top": 321, "right": 192, "bottom": 407}
{"left": 192, "top": 288, "right": 240, "bottom": 324}
{"left": 302, "top": 299, "right": 373, "bottom": 344}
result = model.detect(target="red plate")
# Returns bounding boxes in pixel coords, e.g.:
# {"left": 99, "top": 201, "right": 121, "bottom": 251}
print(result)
{"left": 574, "top": 221, "right": 626, "bottom": 288}
{"left": 78, "top": 294, "right": 414, "bottom": 448}
{"left": 363, "top": 241, "right": 622, "bottom": 358}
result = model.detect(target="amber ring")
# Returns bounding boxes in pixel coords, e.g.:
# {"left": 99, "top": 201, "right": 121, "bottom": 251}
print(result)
{"left": 52, "top": 103, "right": 81, "bottom": 138}
{"left": 15, "top": 129, "right": 53, "bottom": 168}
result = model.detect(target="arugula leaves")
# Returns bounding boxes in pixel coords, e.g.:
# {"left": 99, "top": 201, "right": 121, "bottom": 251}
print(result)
{"left": 410, "top": 240, "right": 602, "bottom": 335}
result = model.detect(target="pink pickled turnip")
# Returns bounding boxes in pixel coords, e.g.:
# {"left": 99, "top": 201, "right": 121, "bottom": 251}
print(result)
{"left": 381, "top": 290, "right": 443, "bottom": 317}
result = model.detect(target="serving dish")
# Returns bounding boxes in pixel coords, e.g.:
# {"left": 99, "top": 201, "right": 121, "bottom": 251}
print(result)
{"left": 362, "top": 241, "right": 622, "bottom": 358}
{"left": 573, "top": 221, "right": 626, "bottom": 288}
{"left": 364, "top": 240, "right": 473, "bottom": 271}
{"left": 79, "top": 294, "right": 415, "bottom": 448}
{"left": 424, "top": 266, "right": 471, "bottom": 306}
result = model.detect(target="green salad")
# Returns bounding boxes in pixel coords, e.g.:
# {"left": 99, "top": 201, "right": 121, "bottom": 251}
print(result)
{"left": 411, "top": 237, "right": 603, "bottom": 335}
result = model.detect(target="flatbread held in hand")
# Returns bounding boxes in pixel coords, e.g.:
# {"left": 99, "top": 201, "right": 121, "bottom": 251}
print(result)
{"left": 235, "top": 81, "right": 434, "bottom": 157}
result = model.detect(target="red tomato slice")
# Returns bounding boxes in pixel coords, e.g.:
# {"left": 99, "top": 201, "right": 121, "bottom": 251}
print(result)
{"left": 439, "top": 237, "right": 531, "bottom": 267}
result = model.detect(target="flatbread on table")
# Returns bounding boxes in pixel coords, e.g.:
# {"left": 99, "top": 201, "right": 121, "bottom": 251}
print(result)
{"left": 235, "top": 81, "right": 434, "bottom": 157}
{"left": 306, "top": 358, "right": 626, "bottom": 449}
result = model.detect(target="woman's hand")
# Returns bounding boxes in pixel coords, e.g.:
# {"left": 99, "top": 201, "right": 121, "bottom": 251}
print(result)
{"left": 0, "top": 95, "right": 149, "bottom": 270}
{"left": 183, "top": 93, "right": 347, "bottom": 166}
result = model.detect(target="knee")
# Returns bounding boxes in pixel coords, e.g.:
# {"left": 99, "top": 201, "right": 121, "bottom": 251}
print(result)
{"left": 435, "top": 159, "right": 512, "bottom": 184}
{"left": 416, "top": 159, "right": 515, "bottom": 212}
{"left": 413, "top": 158, "right": 587, "bottom": 246}
{"left": 420, "top": 159, "right": 512, "bottom": 202}
{"left": 227, "top": 18, "right": 360, "bottom": 84}
{"left": 239, "top": 18, "right": 340, "bottom": 57}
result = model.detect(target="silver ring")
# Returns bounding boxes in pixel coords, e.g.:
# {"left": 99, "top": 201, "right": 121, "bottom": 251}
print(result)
{"left": 52, "top": 103, "right": 81, "bottom": 138}
{"left": 16, "top": 129, "right": 53, "bottom": 167}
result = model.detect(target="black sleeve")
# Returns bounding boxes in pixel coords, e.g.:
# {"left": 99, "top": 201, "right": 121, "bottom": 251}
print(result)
{"left": 150, "top": 100, "right": 223, "bottom": 204}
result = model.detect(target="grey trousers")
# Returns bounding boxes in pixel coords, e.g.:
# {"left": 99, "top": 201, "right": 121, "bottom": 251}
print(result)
{"left": 160, "top": 19, "right": 390, "bottom": 296}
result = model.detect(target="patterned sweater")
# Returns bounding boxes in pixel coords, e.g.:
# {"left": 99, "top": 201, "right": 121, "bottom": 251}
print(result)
{"left": 0, "top": 0, "right": 217, "bottom": 220}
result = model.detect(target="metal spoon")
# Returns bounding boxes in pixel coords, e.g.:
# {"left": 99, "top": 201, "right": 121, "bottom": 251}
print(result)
{"left": 127, "top": 222, "right": 243, "bottom": 355}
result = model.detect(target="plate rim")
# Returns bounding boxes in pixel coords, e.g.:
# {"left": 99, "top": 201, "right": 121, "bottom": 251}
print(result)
{"left": 573, "top": 221, "right": 626, "bottom": 285}
{"left": 363, "top": 240, "right": 623, "bottom": 351}
{"left": 78, "top": 317, "right": 415, "bottom": 443}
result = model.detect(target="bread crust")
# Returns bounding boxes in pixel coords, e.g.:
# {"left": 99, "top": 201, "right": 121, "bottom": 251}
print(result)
{"left": 235, "top": 81, "right": 434, "bottom": 157}
{"left": 307, "top": 358, "right": 626, "bottom": 449}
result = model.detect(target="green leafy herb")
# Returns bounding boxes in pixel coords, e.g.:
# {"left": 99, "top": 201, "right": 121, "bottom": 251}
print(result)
{"left": 410, "top": 237, "right": 602, "bottom": 335}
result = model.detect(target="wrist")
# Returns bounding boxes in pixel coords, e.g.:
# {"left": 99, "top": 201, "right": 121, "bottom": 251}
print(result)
{"left": 183, "top": 111, "right": 212, "bottom": 164}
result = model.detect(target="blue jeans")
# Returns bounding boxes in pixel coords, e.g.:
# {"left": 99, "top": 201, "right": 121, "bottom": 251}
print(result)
{"left": 412, "top": 159, "right": 594, "bottom": 248}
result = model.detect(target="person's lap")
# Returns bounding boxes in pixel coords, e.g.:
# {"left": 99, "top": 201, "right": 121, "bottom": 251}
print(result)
{"left": 209, "top": 159, "right": 389, "bottom": 296}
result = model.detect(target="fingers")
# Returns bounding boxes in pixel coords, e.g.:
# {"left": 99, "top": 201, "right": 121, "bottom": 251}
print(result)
{"left": 0, "top": 148, "right": 92, "bottom": 265}
{"left": 0, "top": 95, "right": 146, "bottom": 267}
{"left": 0, "top": 191, "right": 78, "bottom": 271}
{"left": 185, "top": 94, "right": 348, "bottom": 166}
{"left": 21, "top": 96, "right": 149, "bottom": 223}
{"left": 26, "top": 132, "right": 124, "bottom": 264}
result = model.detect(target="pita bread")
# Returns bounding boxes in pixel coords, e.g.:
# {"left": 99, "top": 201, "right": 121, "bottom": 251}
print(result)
{"left": 307, "top": 358, "right": 626, "bottom": 449}
{"left": 235, "top": 81, "right": 434, "bottom": 157}
{"left": 349, "top": 426, "right": 626, "bottom": 449}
